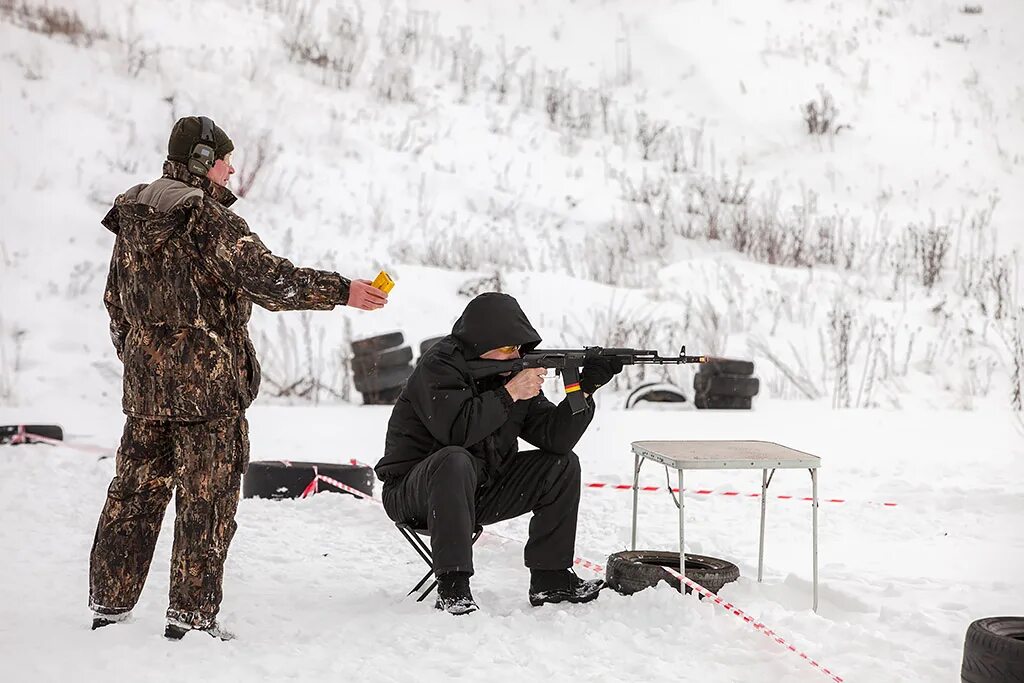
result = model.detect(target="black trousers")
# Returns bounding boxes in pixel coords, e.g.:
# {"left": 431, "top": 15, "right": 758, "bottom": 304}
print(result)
{"left": 382, "top": 447, "right": 581, "bottom": 575}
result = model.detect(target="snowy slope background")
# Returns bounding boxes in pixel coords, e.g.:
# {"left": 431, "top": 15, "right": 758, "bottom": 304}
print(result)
{"left": 1, "top": 0, "right": 1022, "bottom": 681}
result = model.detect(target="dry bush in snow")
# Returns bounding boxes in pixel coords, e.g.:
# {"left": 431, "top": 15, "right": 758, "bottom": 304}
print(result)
{"left": 0, "top": 317, "right": 27, "bottom": 404}
{"left": 562, "top": 302, "right": 680, "bottom": 391}
{"left": 0, "top": 0, "right": 105, "bottom": 45}
{"left": 908, "top": 220, "right": 952, "bottom": 289}
{"left": 1006, "top": 307, "right": 1024, "bottom": 411}
{"left": 234, "top": 131, "right": 279, "bottom": 198}
{"left": 635, "top": 112, "right": 669, "bottom": 161}
{"left": 253, "top": 314, "right": 353, "bottom": 403}
{"left": 802, "top": 85, "right": 846, "bottom": 135}
{"left": 282, "top": 1, "right": 368, "bottom": 89}
{"left": 390, "top": 216, "right": 532, "bottom": 272}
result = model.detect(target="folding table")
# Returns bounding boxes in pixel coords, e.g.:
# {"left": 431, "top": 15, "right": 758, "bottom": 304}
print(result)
{"left": 630, "top": 440, "right": 822, "bottom": 610}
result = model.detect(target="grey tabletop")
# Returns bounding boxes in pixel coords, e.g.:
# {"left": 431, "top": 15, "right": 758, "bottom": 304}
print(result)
{"left": 631, "top": 440, "right": 820, "bottom": 469}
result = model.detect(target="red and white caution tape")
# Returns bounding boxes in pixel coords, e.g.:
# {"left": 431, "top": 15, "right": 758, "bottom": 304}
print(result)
{"left": 572, "top": 556, "right": 605, "bottom": 575}
{"left": 295, "top": 464, "right": 371, "bottom": 500}
{"left": 344, "top": 460, "right": 896, "bottom": 508}
{"left": 584, "top": 481, "right": 899, "bottom": 507}
{"left": 10, "top": 425, "right": 27, "bottom": 444}
{"left": 571, "top": 556, "right": 844, "bottom": 682}
{"left": 300, "top": 465, "right": 321, "bottom": 498}
{"left": 13, "top": 438, "right": 898, "bottom": 509}
{"left": 289, "top": 460, "right": 375, "bottom": 500}
{"left": 11, "top": 431, "right": 114, "bottom": 456}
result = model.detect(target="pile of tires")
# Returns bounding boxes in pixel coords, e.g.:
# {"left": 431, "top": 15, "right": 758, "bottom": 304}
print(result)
{"left": 961, "top": 617, "right": 1024, "bottom": 682}
{"left": 693, "top": 357, "right": 759, "bottom": 409}
{"left": 243, "top": 460, "right": 375, "bottom": 500}
{"left": 606, "top": 550, "right": 739, "bottom": 596}
{"left": 351, "top": 332, "right": 413, "bottom": 405}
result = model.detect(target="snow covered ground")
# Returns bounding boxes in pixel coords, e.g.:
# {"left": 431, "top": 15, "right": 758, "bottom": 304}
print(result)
{"left": 2, "top": 0, "right": 1023, "bottom": 680}
{"left": 1, "top": 400, "right": 1023, "bottom": 681}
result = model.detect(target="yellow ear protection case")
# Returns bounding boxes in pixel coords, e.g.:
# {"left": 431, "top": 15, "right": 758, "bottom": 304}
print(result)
{"left": 372, "top": 270, "right": 395, "bottom": 293}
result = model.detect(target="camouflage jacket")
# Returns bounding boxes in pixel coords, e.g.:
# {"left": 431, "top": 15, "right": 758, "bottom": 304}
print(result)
{"left": 102, "top": 160, "right": 350, "bottom": 421}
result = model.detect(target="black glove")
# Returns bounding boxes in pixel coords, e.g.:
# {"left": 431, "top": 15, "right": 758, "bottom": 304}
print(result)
{"left": 579, "top": 357, "right": 624, "bottom": 394}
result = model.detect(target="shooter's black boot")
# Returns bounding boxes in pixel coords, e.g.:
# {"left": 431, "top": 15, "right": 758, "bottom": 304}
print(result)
{"left": 529, "top": 569, "right": 604, "bottom": 607}
{"left": 434, "top": 571, "right": 478, "bottom": 615}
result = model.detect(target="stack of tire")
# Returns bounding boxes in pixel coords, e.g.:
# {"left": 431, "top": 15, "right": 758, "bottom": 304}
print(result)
{"left": 693, "top": 357, "right": 759, "bottom": 410}
{"left": 351, "top": 332, "right": 414, "bottom": 405}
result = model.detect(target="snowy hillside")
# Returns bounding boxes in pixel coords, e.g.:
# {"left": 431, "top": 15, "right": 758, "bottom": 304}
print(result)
{"left": 1, "top": 0, "right": 1023, "bottom": 681}
{"left": 1, "top": 0, "right": 1022, "bottom": 410}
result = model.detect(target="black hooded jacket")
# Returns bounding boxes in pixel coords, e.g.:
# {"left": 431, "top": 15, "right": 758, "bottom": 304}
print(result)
{"left": 375, "top": 293, "right": 595, "bottom": 483}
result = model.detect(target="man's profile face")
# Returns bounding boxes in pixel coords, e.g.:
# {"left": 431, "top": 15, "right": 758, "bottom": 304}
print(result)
{"left": 207, "top": 153, "right": 235, "bottom": 187}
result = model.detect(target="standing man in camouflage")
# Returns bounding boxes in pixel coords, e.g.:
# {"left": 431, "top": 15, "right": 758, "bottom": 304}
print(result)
{"left": 89, "top": 115, "right": 388, "bottom": 640}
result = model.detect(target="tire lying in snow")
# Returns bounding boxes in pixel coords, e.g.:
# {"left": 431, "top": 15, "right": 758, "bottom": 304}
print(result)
{"left": 243, "top": 461, "right": 375, "bottom": 500}
{"left": 0, "top": 424, "right": 64, "bottom": 444}
{"left": 961, "top": 617, "right": 1024, "bottom": 683}
{"left": 606, "top": 550, "right": 739, "bottom": 596}
{"left": 624, "top": 382, "right": 687, "bottom": 409}
{"left": 351, "top": 331, "right": 405, "bottom": 356}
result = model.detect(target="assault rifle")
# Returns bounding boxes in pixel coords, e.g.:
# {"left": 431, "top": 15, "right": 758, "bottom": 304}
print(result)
{"left": 467, "top": 346, "right": 707, "bottom": 414}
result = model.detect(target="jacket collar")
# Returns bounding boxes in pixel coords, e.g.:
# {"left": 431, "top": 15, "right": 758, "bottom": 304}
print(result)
{"left": 161, "top": 160, "right": 238, "bottom": 208}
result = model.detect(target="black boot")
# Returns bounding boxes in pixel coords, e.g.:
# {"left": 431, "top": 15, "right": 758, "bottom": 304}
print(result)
{"left": 164, "top": 621, "right": 236, "bottom": 641}
{"left": 91, "top": 610, "right": 131, "bottom": 630}
{"left": 163, "top": 623, "right": 188, "bottom": 640}
{"left": 529, "top": 569, "right": 604, "bottom": 607}
{"left": 434, "top": 571, "right": 478, "bottom": 615}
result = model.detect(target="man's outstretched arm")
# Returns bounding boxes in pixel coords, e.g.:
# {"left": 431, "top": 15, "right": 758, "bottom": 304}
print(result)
{"left": 191, "top": 206, "right": 361, "bottom": 311}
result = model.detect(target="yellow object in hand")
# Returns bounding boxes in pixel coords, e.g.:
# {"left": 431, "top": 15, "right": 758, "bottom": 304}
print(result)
{"left": 372, "top": 270, "right": 395, "bottom": 293}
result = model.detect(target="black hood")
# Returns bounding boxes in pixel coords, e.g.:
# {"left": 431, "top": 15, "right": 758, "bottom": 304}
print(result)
{"left": 451, "top": 292, "right": 541, "bottom": 358}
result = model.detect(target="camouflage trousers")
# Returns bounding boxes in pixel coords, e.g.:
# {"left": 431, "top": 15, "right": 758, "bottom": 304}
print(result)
{"left": 88, "top": 414, "right": 249, "bottom": 629}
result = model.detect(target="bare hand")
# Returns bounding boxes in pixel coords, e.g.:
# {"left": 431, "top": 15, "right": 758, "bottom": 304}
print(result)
{"left": 505, "top": 368, "right": 545, "bottom": 401}
{"left": 347, "top": 279, "right": 388, "bottom": 311}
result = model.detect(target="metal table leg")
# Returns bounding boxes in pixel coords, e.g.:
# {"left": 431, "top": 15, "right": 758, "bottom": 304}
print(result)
{"left": 758, "top": 468, "right": 767, "bottom": 582}
{"left": 811, "top": 467, "right": 819, "bottom": 612}
{"left": 631, "top": 452, "right": 641, "bottom": 550}
{"left": 678, "top": 468, "right": 686, "bottom": 593}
